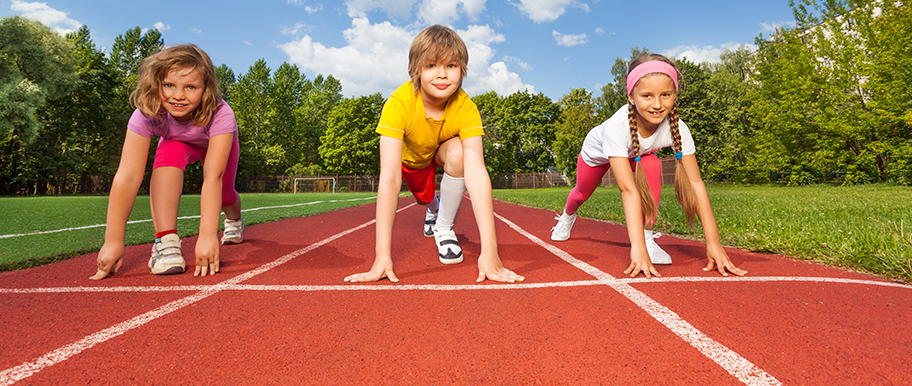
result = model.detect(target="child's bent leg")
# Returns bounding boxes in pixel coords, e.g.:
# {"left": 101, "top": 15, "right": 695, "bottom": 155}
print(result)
{"left": 150, "top": 167, "right": 185, "bottom": 232}
{"left": 434, "top": 137, "right": 465, "bottom": 231}
{"left": 221, "top": 136, "right": 242, "bottom": 219}
{"left": 565, "top": 154, "right": 611, "bottom": 214}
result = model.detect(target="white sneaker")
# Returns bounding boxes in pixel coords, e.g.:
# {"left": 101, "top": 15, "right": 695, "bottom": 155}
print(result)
{"left": 221, "top": 217, "right": 244, "bottom": 244}
{"left": 645, "top": 230, "right": 672, "bottom": 265}
{"left": 433, "top": 227, "right": 463, "bottom": 264}
{"left": 424, "top": 209, "right": 437, "bottom": 237}
{"left": 550, "top": 212, "right": 577, "bottom": 241}
{"left": 149, "top": 233, "right": 185, "bottom": 275}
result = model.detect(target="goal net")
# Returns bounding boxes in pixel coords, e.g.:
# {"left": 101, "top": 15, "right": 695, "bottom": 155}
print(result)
{"left": 293, "top": 177, "right": 336, "bottom": 194}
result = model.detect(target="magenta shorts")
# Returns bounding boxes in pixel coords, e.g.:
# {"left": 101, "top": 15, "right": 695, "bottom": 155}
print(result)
{"left": 152, "top": 136, "right": 240, "bottom": 207}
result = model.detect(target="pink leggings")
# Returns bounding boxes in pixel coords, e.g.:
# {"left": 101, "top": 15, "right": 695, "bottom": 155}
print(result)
{"left": 565, "top": 153, "right": 662, "bottom": 224}
{"left": 152, "top": 136, "right": 240, "bottom": 207}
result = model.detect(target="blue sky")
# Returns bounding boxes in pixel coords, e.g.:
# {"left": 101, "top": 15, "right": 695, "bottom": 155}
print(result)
{"left": 2, "top": 0, "right": 796, "bottom": 101}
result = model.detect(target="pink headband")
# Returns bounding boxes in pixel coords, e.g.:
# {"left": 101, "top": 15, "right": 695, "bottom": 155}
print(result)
{"left": 626, "top": 61, "right": 679, "bottom": 95}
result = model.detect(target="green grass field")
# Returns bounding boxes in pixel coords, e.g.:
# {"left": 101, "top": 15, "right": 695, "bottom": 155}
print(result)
{"left": 0, "top": 192, "right": 376, "bottom": 271}
{"left": 2, "top": 185, "right": 910, "bottom": 282}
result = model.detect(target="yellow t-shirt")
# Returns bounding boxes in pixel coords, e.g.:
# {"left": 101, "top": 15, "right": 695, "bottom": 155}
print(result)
{"left": 376, "top": 81, "right": 484, "bottom": 169}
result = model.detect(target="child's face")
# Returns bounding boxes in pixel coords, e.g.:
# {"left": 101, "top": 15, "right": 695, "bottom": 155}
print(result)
{"left": 627, "top": 74, "right": 676, "bottom": 131}
{"left": 419, "top": 56, "right": 462, "bottom": 106}
{"left": 159, "top": 67, "right": 204, "bottom": 122}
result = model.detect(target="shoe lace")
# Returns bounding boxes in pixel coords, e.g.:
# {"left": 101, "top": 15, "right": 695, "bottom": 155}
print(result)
{"left": 551, "top": 213, "right": 571, "bottom": 232}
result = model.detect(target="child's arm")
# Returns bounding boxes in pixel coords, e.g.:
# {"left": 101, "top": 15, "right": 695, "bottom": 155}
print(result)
{"left": 344, "top": 136, "right": 403, "bottom": 283}
{"left": 461, "top": 136, "right": 524, "bottom": 283}
{"left": 609, "top": 156, "right": 660, "bottom": 278}
{"left": 680, "top": 154, "right": 746, "bottom": 276}
{"left": 195, "top": 132, "right": 234, "bottom": 277}
{"left": 90, "top": 131, "right": 151, "bottom": 280}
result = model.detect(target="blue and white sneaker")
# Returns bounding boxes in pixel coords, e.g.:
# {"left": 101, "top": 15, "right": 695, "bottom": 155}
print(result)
{"left": 433, "top": 227, "right": 463, "bottom": 264}
{"left": 149, "top": 234, "right": 186, "bottom": 275}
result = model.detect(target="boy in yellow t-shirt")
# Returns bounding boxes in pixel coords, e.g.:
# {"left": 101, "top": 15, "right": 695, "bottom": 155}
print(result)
{"left": 344, "top": 25, "right": 524, "bottom": 283}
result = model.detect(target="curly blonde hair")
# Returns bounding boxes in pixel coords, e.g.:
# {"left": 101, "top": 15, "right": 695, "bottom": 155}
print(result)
{"left": 408, "top": 25, "right": 469, "bottom": 94}
{"left": 130, "top": 44, "right": 222, "bottom": 127}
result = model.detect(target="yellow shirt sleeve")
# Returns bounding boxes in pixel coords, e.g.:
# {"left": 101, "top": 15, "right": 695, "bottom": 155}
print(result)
{"left": 376, "top": 81, "right": 485, "bottom": 169}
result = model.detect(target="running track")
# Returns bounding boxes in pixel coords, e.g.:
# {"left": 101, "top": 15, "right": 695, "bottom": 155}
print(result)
{"left": 1, "top": 197, "right": 910, "bottom": 385}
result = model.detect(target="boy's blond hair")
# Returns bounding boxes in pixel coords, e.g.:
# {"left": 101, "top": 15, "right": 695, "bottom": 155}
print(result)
{"left": 130, "top": 44, "right": 222, "bottom": 127}
{"left": 408, "top": 25, "right": 469, "bottom": 94}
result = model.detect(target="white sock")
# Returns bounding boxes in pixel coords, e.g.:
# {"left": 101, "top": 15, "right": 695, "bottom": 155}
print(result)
{"left": 426, "top": 194, "right": 440, "bottom": 213}
{"left": 435, "top": 173, "right": 465, "bottom": 231}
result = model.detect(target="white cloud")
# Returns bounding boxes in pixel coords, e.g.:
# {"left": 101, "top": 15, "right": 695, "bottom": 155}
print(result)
{"left": 304, "top": 5, "right": 323, "bottom": 14}
{"left": 287, "top": 0, "right": 304, "bottom": 4}
{"left": 416, "top": 0, "right": 461, "bottom": 25}
{"left": 502, "top": 55, "right": 532, "bottom": 71}
{"left": 243, "top": 40, "right": 253, "bottom": 46}
{"left": 278, "top": 17, "right": 531, "bottom": 97}
{"left": 511, "top": 0, "right": 587, "bottom": 23}
{"left": 761, "top": 21, "right": 796, "bottom": 32}
{"left": 153, "top": 22, "right": 171, "bottom": 32}
{"left": 552, "top": 30, "right": 587, "bottom": 47}
{"left": 190, "top": 27, "right": 203, "bottom": 35}
{"left": 661, "top": 42, "right": 757, "bottom": 64}
{"left": 345, "top": 0, "right": 416, "bottom": 19}
{"left": 10, "top": 0, "right": 81, "bottom": 35}
{"left": 282, "top": 22, "right": 312, "bottom": 36}
{"left": 594, "top": 27, "right": 604, "bottom": 35}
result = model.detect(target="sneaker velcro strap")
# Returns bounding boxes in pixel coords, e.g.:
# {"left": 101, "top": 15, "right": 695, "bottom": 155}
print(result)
{"left": 438, "top": 239, "right": 459, "bottom": 246}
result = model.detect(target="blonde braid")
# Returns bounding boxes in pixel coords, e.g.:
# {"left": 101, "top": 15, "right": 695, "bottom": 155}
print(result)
{"left": 628, "top": 101, "right": 657, "bottom": 224}
{"left": 669, "top": 103, "right": 697, "bottom": 227}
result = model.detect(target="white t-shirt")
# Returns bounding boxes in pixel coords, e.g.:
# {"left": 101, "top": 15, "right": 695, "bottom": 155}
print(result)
{"left": 580, "top": 105, "right": 696, "bottom": 167}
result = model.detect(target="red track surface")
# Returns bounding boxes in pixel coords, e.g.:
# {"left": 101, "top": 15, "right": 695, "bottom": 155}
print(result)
{"left": 1, "top": 198, "right": 910, "bottom": 385}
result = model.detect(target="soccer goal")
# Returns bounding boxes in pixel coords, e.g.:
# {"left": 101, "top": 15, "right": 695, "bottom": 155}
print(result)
{"left": 293, "top": 177, "right": 337, "bottom": 194}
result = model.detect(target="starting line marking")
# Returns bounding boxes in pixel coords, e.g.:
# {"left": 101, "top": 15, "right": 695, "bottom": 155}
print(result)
{"left": 2, "top": 202, "right": 907, "bottom": 385}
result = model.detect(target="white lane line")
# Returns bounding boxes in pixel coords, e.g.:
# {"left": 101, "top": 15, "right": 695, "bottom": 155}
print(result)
{"left": 0, "top": 202, "right": 394, "bottom": 386}
{"left": 0, "top": 196, "right": 377, "bottom": 240}
{"left": 494, "top": 212, "right": 783, "bottom": 386}
{"left": 3, "top": 276, "right": 906, "bottom": 295}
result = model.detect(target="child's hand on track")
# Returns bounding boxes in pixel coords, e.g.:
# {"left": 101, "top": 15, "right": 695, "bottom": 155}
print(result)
{"left": 90, "top": 243, "right": 124, "bottom": 280}
{"left": 624, "top": 247, "right": 660, "bottom": 278}
{"left": 476, "top": 253, "right": 524, "bottom": 283}
{"left": 344, "top": 258, "right": 398, "bottom": 283}
{"left": 194, "top": 235, "right": 220, "bottom": 276}
{"left": 704, "top": 244, "right": 747, "bottom": 277}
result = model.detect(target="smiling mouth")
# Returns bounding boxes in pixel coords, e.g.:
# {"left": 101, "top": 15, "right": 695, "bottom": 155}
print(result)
{"left": 433, "top": 84, "right": 449, "bottom": 90}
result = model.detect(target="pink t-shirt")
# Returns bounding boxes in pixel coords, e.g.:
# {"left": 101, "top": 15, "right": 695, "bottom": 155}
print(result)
{"left": 128, "top": 101, "right": 238, "bottom": 148}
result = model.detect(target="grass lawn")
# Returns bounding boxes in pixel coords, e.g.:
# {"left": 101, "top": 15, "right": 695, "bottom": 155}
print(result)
{"left": 0, "top": 192, "right": 376, "bottom": 271}
{"left": 493, "top": 184, "right": 912, "bottom": 282}
{"left": 2, "top": 185, "right": 910, "bottom": 282}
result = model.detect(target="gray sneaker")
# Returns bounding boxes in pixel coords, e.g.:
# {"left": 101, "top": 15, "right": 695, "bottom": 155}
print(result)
{"left": 221, "top": 217, "right": 244, "bottom": 244}
{"left": 645, "top": 231, "right": 672, "bottom": 265}
{"left": 149, "top": 233, "right": 186, "bottom": 275}
{"left": 550, "top": 212, "right": 577, "bottom": 241}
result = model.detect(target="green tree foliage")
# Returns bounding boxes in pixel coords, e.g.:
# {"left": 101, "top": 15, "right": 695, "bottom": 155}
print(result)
{"left": 747, "top": 0, "right": 904, "bottom": 184}
{"left": 319, "top": 93, "right": 384, "bottom": 175}
{"left": 478, "top": 90, "right": 559, "bottom": 173}
{"left": 0, "top": 16, "right": 78, "bottom": 194}
{"left": 553, "top": 88, "right": 600, "bottom": 183}
{"left": 232, "top": 59, "right": 274, "bottom": 175}
{"left": 0, "top": 16, "right": 77, "bottom": 141}
{"left": 215, "top": 64, "right": 236, "bottom": 104}
{"left": 292, "top": 74, "right": 342, "bottom": 172}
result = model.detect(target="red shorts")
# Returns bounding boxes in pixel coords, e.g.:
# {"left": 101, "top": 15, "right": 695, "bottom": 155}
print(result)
{"left": 402, "top": 162, "right": 439, "bottom": 203}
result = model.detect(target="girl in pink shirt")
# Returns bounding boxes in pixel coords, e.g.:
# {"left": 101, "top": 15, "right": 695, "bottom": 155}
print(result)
{"left": 91, "top": 44, "right": 243, "bottom": 280}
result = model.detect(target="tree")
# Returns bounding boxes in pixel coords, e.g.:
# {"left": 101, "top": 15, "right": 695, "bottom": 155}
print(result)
{"left": 215, "top": 64, "right": 236, "bottom": 104}
{"left": 480, "top": 90, "right": 559, "bottom": 173}
{"left": 292, "top": 74, "right": 342, "bottom": 172}
{"left": 319, "top": 93, "right": 385, "bottom": 175}
{"left": 553, "top": 88, "right": 601, "bottom": 182}
{"left": 0, "top": 16, "right": 78, "bottom": 194}
{"left": 232, "top": 59, "right": 274, "bottom": 176}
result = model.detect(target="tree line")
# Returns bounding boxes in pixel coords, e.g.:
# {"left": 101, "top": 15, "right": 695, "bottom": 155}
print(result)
{"left": 1, "top": 0, "right": 909, "bottom": 195}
